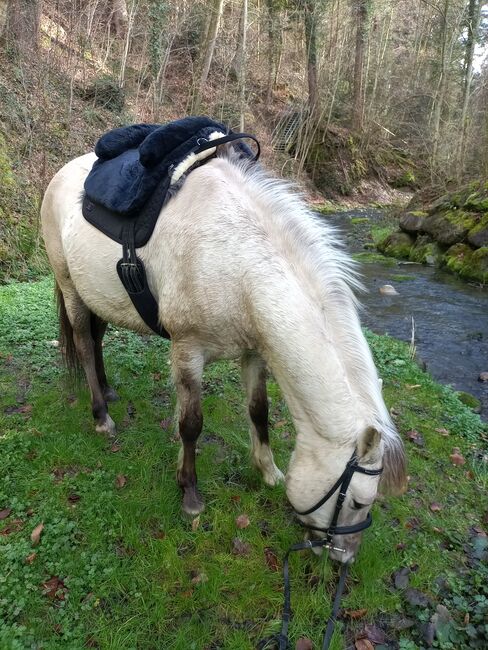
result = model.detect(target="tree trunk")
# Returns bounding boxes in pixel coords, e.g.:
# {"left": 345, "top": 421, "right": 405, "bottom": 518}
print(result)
{"left": 111, "top": 0, "right": 128, "bottom": 37}
{"left": 192, "top": 0, "right": 225, "bottom": 113}
{"left": 7, "top": 0, "right": 41, "bottom": 51}
{"left": 431, "top": 0, "right": 450, "bottom": 175}
{"left": 352, "top": 0, "right": 369, "bottom": 131}
{"left": 304, "top": 0, "right": 319, "bottom": 116}
{"left": 234, "top": 0, "right": 248, "bottom": 130}
{"left": 458, "top": 0, "right": 481, "bottom": 177}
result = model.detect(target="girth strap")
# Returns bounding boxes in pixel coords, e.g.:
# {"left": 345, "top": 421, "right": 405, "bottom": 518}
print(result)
{"left": 116, "top": 222, "right": 170, "bottom": 339}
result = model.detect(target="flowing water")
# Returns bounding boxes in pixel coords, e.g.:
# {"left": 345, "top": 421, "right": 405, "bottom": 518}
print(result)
{"left": 328, "top": 209, "right": 488, "bottom": 418}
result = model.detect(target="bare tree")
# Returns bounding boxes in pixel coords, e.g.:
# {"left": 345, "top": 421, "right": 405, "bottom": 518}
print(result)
{"left": 352, "top": 0, "right": 369, "bottom": 130}
{"left": 192, "top": 0, "right": 225, "bottom": 112}
{"left": 6, "top": 0, "right": 41, "bottom": 51}
{"left": 304, "top": 0, "right": 319, "bottom": 115}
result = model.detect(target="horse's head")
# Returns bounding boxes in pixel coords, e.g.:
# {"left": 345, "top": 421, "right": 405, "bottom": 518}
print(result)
{"left": 286, "top": 425, "right": 407, "bottom": 564}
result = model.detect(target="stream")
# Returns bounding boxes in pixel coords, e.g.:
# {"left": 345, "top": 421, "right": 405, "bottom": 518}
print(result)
{"left": 328, "top": 209, "right": 488, "bottom": 419}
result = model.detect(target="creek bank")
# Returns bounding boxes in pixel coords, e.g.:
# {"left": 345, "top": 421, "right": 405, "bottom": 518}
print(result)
{"left": 376, "top": 180, "right": 488, "bottom": 283}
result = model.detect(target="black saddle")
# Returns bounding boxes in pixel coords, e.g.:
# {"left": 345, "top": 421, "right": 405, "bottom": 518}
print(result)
{"left": 82, "top": 117, "right": 260, "bottom": 337}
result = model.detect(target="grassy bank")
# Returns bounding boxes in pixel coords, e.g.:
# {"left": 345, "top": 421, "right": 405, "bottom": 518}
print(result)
{"left": 0, "top": 278, "right": 487, "bottom": 650}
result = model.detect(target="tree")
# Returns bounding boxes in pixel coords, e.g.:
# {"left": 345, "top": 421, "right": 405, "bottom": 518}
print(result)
{"left": 304, "top": 0, "right": 319, "bottom": 115}
{"left": 352, "top": 0, "right": 369, "bottom": 130}
{"left": 192, "top": 0, "right": 225, "bottom": 112}
{"left": 6, "top": 0, "right": 41, "bottom": 52}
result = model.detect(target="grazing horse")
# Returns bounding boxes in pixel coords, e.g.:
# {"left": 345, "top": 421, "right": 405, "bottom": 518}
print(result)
{"left": 41, "top": 148, "right": 406, "bottom": 563}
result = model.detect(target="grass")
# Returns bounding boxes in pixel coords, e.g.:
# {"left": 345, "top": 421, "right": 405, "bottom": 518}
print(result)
{"left": 1, "top": 277, "right": 487, "bottom": 649}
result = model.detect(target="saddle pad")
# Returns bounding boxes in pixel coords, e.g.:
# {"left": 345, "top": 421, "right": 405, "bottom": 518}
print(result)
{"left": 84, "top": 116, "right": 227, "bottom": 216}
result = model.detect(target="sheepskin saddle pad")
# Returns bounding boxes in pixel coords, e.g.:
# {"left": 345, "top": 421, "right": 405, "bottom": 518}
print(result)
{"left": 82, "top": 116, "right": 258, "bottom": 248}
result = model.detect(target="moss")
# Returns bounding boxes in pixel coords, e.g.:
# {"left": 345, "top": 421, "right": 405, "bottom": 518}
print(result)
{"left": 400, "top": 210, "right": 426, "bottom": 234}
{"left": 444, "top": 243, "right": 474, "bottom": 275}
{"left": 314, "top": 202, "right": 347, "bottom": 215}
{"left": 422, "top": 210, "right": 477, "bottom": 246}
{"left": 352, "top": 252, "right": 397, "bottom": 266}
{"left": 462, "top": 247, "right": 488, "bottom": 283}
{"left": 351, "top": 217, "right": 370, "bottom": 224}
{"left": 409, "top": 235, "right": 443, "bottom": 265}
{"left": 391, "top": 274, "right": 414, "bottom": 282}
{"left": 467, "top": 214, "right": 488, "bottom": 248}
{"left": 457, "top": 391, "right": 481, "bottom": 412}
{"left": 377, "top": 231, "right": 414, "bottom": 259}
{"left": 464, "top": 192, "right": 488, "bottom": 212}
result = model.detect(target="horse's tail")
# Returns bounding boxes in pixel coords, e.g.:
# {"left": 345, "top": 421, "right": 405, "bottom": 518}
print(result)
{"left": 56, "top": 282, "right": 81, "bottom": 377}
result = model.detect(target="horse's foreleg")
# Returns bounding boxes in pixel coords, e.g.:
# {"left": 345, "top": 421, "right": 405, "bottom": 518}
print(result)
{"left": 241, "top": 351, "right": 284, "bottom": 486}
{"left": 61, "top": 286, "right": 116, "bottom": 436}
{"left": 90, "top": 314, "right": 118, "bottom": 402}
{"left": 172, "top": 344, "right": 205, "bottom": 516}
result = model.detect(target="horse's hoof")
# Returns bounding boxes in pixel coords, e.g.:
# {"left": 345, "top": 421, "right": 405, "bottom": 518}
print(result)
{"left": 263, "top": 466, "right": 285, "bottom": 487}
{"left": 96, "top": 414, "right": 116, "bottom": 437}
{"left": 103, "top": 386, "right": 119, "bottom": 402}
{"left": 182, "top": 487, "right": 205, "bottom": 516}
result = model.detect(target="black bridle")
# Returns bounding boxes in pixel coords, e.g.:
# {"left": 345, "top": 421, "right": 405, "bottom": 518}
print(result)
{"left": 261, "top": 450, "right": 383, "bottom": 650}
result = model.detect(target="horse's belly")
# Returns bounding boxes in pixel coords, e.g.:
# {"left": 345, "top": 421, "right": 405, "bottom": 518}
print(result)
{"left": 62, "top": 210, "right": 153, "bottom": 334}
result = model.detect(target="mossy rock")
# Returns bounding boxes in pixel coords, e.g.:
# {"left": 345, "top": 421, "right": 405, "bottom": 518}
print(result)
{"left": 399, "top": 210, "right": 427, "bottom": 234}
{"left": 352, "top": 251, "right": 397, "bottom": 266}
{"left": 444, "top": 243, "right": 474, "bottom": 275}
{"left": 351, "top": 217, "right": 370, "bottom": 224}
{"left": 422, "top": 210, "right": 477, "bottom": 246}
{"left": 462, "top": 246, "right": 488, "bottom": 283}
{"left": 464, "top": 192, "right": 488, "bottom": 212}
{"left": 467, "top": 214, "right": 488, "bottom": 248}
{"left": 409, "top": 235, "right": 442, "bottom": 265}
{"left": 456, "top": 391, "right": 481, "bottom": 412}
{"left": 377, "top": 231, "right": 414, "bottom": 259}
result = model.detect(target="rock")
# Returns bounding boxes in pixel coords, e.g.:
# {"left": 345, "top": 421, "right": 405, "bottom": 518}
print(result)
{"left": 444, "top": 243, "right": 474, "bottom": 276}
{"left": 478, "top": 372, "right": 488, "bottom": 382}
{"left": 464, "top": 192, "right": 488, "bottom": 212}
{"left": 377, "top": 231, "right": 414, "bottom": 259}
{"left": 456, "top": 391, "right": 481, "bottom": 412}
{"left": 379, "top": 284, "right": 398, "bottom": 296}
{"left": 422, "top": 210, "right": 477, "bottom": 246}
{"left": 409, "top": 234, "right": 442, "bottom": 265}
{"left": 400, "top": 210, "right": 427, "bottom": 234}
{"left": 467, "top": 214, "right": 488, "bottom": 248}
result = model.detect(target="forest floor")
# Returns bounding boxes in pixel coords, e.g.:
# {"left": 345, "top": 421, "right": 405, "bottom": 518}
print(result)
{"left": 1, "top": 278, "right": 487, "bottom": 650}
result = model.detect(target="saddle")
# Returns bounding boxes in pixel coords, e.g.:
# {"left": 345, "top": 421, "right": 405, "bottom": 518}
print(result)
{"left": 82, "top": 117, "right": 260, "bottom": 337}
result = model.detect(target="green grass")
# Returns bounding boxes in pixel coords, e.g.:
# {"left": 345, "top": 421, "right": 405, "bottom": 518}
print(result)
{"left": 1, "top": 278, "right": 487, "bottom": 649}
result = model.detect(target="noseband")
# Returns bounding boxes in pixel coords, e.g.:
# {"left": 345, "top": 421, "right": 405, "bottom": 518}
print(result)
{"left": 262, "top": 450, "right": 383, "bottom": 650}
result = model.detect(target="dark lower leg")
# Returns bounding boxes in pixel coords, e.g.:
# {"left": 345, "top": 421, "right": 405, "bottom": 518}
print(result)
{"left": 91, "top": 314, "right": 118, "bottom": 402}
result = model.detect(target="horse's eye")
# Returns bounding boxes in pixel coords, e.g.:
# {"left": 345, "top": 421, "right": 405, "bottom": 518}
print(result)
{"left": 352, "top": 499, "right": 366, "bottom": 510}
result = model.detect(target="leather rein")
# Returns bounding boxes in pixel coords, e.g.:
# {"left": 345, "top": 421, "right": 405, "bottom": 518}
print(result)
{"left": 262, "top": 450, "right": 383, "bottom": 650}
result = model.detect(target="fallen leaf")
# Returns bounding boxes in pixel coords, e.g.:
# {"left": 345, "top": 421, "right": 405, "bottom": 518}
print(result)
{"left": 153, "top": 372, "right": 161, "bottom": 381}
{"left": 110, "top": 443, "right": 121, "bottom": 453}
{"left": 406, "top": 384, "right": 421, "bottom": 390}
{"left": 231, "top": 495, "right": 241, "bottom": 503}
{"left": 68, "top": 493, "right": 81, "bottom": 503}
{"left": 405, "top": 517, "right": 420, "bottom": 530}
{"left": 232, "top": 537, "right": 251, "bottom": 556}
{"left": 362, "top": 624, "right": 386, "bottom": 644}
{"left": 264, "top": 547, "right": 279, "bottom": 572}
{"left": 435, "top": 427, "right": 449, "bottom": 436}
{"left": 0, "top": 519, "right": 24, "bottom": 535}
{"left": 42, "top": 576, "right": 66, "bottom": 600}
{"left": 404, "top": 588, "right": 430, "bottom": 608}
{"left": 236, "top": 514, "right": 250, "bottom": 529}
{"left": 355, "top": 640, "right": 374, "bottom": 650}
{"left": 430, "top": 502, "right": 443, "bottom": 512}
{"left": 396, "top": 542, "right": 406, "bottom": 551}
{"left": 25, "top": 552, "right": 37, "bottom": 564}
{"left": 296, "top": 638, "right": 313, "bottom": 650}
{"left": 181, "top": 589, "right": 193, "bottom": 598}
{"left": 115, "top": 474, "right": 127, "bottom": 489}
{"left": 275, "top": 420, "right": 286, "bottom": 428}
{"left": 465, "top": 470, "right": 474, "bottom": 480}
{"left": 160, "top": 417, "right": 172, "bottom": 430}
{"left": 31, "top": 522, "right": 44, "bottom": 546}
{"left": 449, "top": 448, "right": 465, "bottom": 465}
{"left": 190, "top": 570, "right": 208, "bottom": 585}
{"left": 344, "top": 608, "right": 368, "bottom": 619}
{"left": 191, "top": 516, "right": 200, "bottom": 531}
{"left": 405, "top": 430, "right": 425, "bottom": 447}
{"left": 0, "top": 508, "right": 12, "bottom": 520}
{"left": 393, "top": 567, "right": 410, "bottom": 589}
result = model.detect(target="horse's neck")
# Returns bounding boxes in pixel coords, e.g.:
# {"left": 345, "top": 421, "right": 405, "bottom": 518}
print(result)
{"left": 250, "top": 267, "right": 381, "bottom": 445}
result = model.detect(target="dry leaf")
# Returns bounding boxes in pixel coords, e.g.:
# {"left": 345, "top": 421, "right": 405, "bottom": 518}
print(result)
{"left": 344, "top": 608, "right": 368, "bottom": 619}
{"left": 0, "top": 508, "right": 12, "bottom": 520}
{"left": 435, "top": 427, "right": 449, "bottom": 436}
{"left": 232, "top": 537, "right": 251, "bottom": 556}
{"left": 406, "top": 384, "right": 421, "bottom": 390}
{"left": 449, "top": 448, "right": 466, "bottom": 466}
{"left": 115, "top": 474, "right": 127, "bottom": 489}
{"left": 236, "top": 514, "right": 250, "bottom": 529}
{"left": 42, "top": 576, "right": 66, "bottom": 600}
{"left": 31, "top": 522, "right": 44, "bottom": 546}
{"left": 264, "top": 547, "right": 279, "bottom": 572}
{"left": 355, "top": 640, "right": 374, "bottom": 650}
{"left": 275, "top": 420, "right": 286, "bottom": 428}
{"left": 296, "top": 638, "right": 313, "bottom": 650}
{"left": 405, "top": 430, "right": 424, "bottom": 447}
{"left": 191, "top": 516, "right": 200, "bottom": 531}
{"left": 110, "top": 443, "right": 121, "bottom": 453}
{"left": 68, "top": 493, "right": 81, "bottom": 503}
{"left": 430, "top": 502, "right": 442, "bottom": 512}
{"left": 465, "top": 470, "right": 474, "bottom": 480}
{"left": 190, "top": 571, "right": 208, "bottom": 585}
{"left": 0, "top": 519, "right": 24, "bottom": 536}
{"left": 25, "top": 552, "right": 37, "bottom": 564}
{"left": 160, "top": 418, "right": 172, "bottom": 430}
{"left": 231, "top": 495, "right": 241, "bottom": 503}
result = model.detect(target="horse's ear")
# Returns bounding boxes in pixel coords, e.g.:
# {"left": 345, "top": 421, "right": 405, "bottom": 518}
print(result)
{"left": 358, "top": 425, "right": 382, "bottom": 462}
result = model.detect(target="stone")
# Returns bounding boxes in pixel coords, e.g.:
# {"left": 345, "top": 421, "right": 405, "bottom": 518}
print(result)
{"left": 409, "top": 234, "right": 442, "bottom": 265}
{"left": 379, "top": 284, "right": 398, "bottom": 296}
{"left": 422, "top": 210, "right": 477, "bottom": 246}
{"left": 377, "top": 231, "right": 414, "bottom": 259}
{"left": 400, "top": 210, "right": 427, "bottom": 234}
{"left": 467, "top": 214, "right": 488, "bottom": 248}
{"left": 478, "top": 372, "right": 488, "bottom": 382}
{"left": 444, "top": 243, "right": 473, "bottom": 276}
{"left": 457, "top": 391, "right": 481, "bottom": 412}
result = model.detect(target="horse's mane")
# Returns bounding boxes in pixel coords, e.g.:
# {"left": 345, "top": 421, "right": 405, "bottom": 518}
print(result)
{"left": 215, "top": 150, "right": 406, "bottom": 493}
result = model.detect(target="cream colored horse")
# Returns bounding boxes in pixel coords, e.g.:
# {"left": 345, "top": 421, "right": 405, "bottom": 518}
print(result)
{"left": 41, "top": 149, "right": 406, "bottom": 562}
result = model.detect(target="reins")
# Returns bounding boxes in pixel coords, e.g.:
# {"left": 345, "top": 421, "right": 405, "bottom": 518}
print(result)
{"left": 261, "top": 450, "right": 383, "bottom": 650}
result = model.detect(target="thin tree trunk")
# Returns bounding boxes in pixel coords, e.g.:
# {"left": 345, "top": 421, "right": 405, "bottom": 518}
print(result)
{"left": 235, "top": 0, "right": 248, "bottom": 131}
{"left": 458, "top": 0, "right": 481, "bottom": 177}
{"left": 352, "top": 0, "right": 369, "bottom": 131}
{"left": 304, "top": 0, "right": 319, "bottom": 116}
{"left": 7, "top": 0, "right": 41, "bottom": 52}
{"left": 431, "top": 0, "right": 449, "bottom": 175}
{"left": 192, "top": 0, "right": 225, "bottom": 113}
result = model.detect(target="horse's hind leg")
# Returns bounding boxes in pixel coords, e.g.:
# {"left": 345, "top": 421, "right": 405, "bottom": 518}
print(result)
{"left": 57, "top": 283, "right": 116, "bottom": 436}
{"left": 90, "top": 314, "right": 118, "bottom": 402}
{"left": 241, "top": 351, "right": 284, "bottom": 486}
{"left": 172, "top": 342, "right": 205, "bottom": 515}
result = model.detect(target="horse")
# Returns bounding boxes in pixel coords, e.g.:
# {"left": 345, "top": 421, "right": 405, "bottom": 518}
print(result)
{"left": 40, "top": 146, "right": 406, "bottom": 563}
